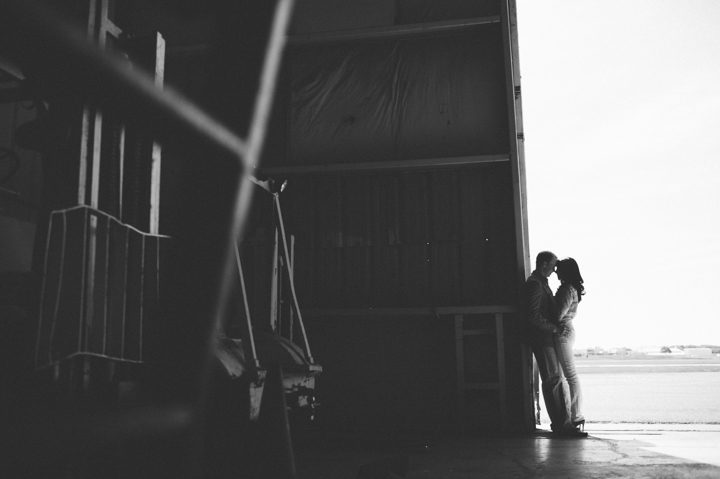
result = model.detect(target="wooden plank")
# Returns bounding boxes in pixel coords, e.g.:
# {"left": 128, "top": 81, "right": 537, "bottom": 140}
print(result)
{"left": 289, "top": 16, "right": 501, "bottom": 46}
{"left": 454, "top": 314, "right": 465, "bottom": 428}
{"left": 341, "top": 175, "right": 370, "bottom": 247}
{"left": 97, "top": 0, "right": 116, "bottom": 45}
{"left": 399, "top": 171, "right": 429, "bottom": 243}
{"left": 89, "top": 108, "right": 103, "bottom": 210}
{"left": 482, "top": 164, "right": 513, "bottom": 229}
{"left": 395, "top": 1, "right": 501, "bottom": 23}
{"left": 400, "top": 243, "right": 429, "bottom": 305}
{"left": 496, "top": 312, "right": 507, "bottom": 430}
{"left": 464, "top": 382, "right": 500, "bottom": 390}
{"left": 303, "top": 305, "right": 517, "bottom": 317}
{"left": 282, "top": 177, "right": 316, "bottom": 246}
{"left": 459, "top": 241, "right": 483, "bottom": 304}
{"left": 97, "top": 109, "right": 123, "bottom": 218}
{"left": 102, "top": 19, "right": 122, "bottom": 40}
{"left": 119, "top": 31, "right": 168, "bottom": 233}
{"left": 427, "top": 171, "right": 459, "bottom": 304}
{"left": 293, "top": 246, "right": 316, "bottom": 308}
{"left": 315, "top": 175, "right": 342, "bottom": 247}
{"left": 371, "top": 244, "right": 400, "bottom": 306}
{"left": 239, "top": 242, "right": 273, "bottom": 329}
{"left": 35, "top": 211, "right": 66, "bottom": 366}
{"left": 463, "top": 332, "right": 497, "bottom": 384}
{"left": 342, "top": 246, "right": 371, "bottom": 306}
{"left": 438, "top": 305, "right": 517, "bottom": 315}
{"left": 430, "top": 170, "right": 459, "bottom": 242}
{"left": 479, "top": 165, "right": 515, "bottom": 304}
{"left": 500, "top": 0, "right": 530, "bottom": 280}
{"left": 459, "top": 168, "right": 491, "bottom": 303}
{"left": 53, "top": 209, "right": 86, "bottom": 362}
{"left": 259, "top": 154, "right": 509, "bottom": 175}
{"left": 372, "top": 174, "right": 400, "bottom": 245}
{"left": 106, "top": 218, "right": 128, "bottom": 358}
{"left": 459, "top": 167, "right": 486, "bottom": 241}
{"left": 141, "top": 235, "right": 160, "bottom": 362}
{"left": 463, "top": 329, "right": 494, "bottom": 336}
{"left": 430, "top": 241, "right": 460, "bottom": 305}
{"left": 82, "top": 3, "right": 105, "bottom": 166}
{"left": 87, "top": 213, "right": 109, "bottom": 355}
{"left": 121, "top": 124, "right": 152, "bottom": 230}
{"left": 316, "top": 247, "right": 342, "bottom": 307}
{"left": 149, "top": 33, "right": 165, "bottom": 235}
{"left": 77, "top": 107, "right": 91, "bottom": 205}
{"left": 123, "top": 229, "right": 143, "bottom": 360}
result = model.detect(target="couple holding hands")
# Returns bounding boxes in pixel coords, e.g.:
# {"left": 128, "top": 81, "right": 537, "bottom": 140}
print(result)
{"left": 524, "top": 251, "right": 587, "bottom": 437}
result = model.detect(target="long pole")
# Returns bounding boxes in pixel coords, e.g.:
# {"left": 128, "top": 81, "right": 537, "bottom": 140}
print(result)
{"left": 235, "top": 245, "right": 261, "bottom": 370}
{"left": 273, "top": 194, "right": 314, "bottom": 364}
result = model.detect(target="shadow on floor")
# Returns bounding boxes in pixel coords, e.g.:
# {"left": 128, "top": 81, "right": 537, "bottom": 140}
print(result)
{"left": 294, "top": 429, "right": 720, "bottom": 479}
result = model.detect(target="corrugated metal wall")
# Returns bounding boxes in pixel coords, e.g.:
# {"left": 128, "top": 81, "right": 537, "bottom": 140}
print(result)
{"left": 275, "top": 165, "right": 517, "bottom": 308}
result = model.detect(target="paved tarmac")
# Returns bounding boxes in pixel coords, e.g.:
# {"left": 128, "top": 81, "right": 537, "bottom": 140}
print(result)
{"left": 590, "top": 423, "right": 720, "bottom": 468}
{"left": 295, "top": 424, "right": 720, "bottom": 478}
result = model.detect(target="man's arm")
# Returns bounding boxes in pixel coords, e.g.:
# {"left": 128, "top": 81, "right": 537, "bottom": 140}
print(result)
{"left": 526, "top": 280, "right": 558, "bottom": 333}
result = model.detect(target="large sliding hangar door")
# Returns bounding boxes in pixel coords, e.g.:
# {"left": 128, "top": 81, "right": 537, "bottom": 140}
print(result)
{"left": 238, "top": 0, "right": 532, "bottom": 433}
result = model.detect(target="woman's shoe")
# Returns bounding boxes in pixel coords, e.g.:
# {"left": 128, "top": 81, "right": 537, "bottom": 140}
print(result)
{"left": 554, "top": 423, "right": 588, "bottom": 438}
{"left": 558, "top": 426, "right": 588, "bottom": 438}
{"left": 572, "top": 419, "right": 586, "bottom": 432}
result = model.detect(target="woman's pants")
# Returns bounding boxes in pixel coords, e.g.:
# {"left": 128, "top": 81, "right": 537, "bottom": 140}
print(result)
{"left": 554, "top": 334, "right": 584, "bottom": 423}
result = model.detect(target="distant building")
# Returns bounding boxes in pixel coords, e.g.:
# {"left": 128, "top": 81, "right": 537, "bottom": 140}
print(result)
{"left": 586, "top": 347, "right": 607, "bottom": 356}
{"left": 683, "top": 348, "right": 713, "bottom": 358}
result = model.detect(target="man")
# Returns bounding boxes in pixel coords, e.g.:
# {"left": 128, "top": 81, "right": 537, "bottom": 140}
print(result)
{"left": 524, "top": 251, "right": 584, "bottom": 436}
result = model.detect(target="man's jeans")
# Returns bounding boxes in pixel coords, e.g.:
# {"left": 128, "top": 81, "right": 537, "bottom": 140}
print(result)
{"left": 532, "top": 342, "right": 571, "bottom": 430}
{"left": 555, "top": 334, "right": 583, "bottom": 423}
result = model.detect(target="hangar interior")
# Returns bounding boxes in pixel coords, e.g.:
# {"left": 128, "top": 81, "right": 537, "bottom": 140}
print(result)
{"left": 0, "top": 0, "right": 533, "bottom": 477}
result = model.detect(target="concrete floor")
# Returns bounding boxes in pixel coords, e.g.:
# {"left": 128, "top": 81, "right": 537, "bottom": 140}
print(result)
{"left": 295, "top": 425, "right": 720, "bottom": 478}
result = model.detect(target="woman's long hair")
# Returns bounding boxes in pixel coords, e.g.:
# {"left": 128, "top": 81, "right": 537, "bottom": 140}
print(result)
{"left": 556, "top": 257, "right": 585, "bottom": 301}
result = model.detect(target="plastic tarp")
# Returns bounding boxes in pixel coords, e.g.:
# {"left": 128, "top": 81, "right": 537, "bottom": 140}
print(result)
{"left": 285, "top": 28, "right": 508, "bottom": 167}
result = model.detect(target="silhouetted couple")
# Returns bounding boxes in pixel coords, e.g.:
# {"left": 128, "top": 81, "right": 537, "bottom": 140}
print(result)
{"left": 524, "top": 251, "right": 586, "bottom": 437}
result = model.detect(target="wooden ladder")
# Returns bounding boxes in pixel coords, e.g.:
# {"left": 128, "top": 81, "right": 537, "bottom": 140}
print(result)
{"left": 452, "top": 307, "right": 513, "bottom": 431}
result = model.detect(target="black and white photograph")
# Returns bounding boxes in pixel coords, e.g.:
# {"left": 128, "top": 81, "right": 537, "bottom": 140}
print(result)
{"left": 0, "top": 0, "right": 718, "bottom": 477}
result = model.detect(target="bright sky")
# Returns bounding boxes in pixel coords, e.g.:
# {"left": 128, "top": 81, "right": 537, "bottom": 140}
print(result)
{"left": 516, "top": 0, "right": 720, "bottom": 349}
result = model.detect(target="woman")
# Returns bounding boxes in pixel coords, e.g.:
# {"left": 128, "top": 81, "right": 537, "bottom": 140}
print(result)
{"left": 554, "top": 257, "right": 586, "bottom": 431}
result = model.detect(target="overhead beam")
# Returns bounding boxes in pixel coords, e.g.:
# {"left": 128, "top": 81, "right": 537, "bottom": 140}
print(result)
{"left": 258, "top": 154, "right": 509, "bottom": 175}
{"left": 304, "top": 305, "right": 517, "bottom": 318}
{"left": 289, "top": 15, "right": 501, "bottom": 46}
{"left": 0, "top": 0, "right": 248, "bottom": 164}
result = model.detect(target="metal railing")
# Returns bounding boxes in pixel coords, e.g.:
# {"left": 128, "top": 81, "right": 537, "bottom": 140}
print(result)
{"left": 0, "top": 0, "right": 296, "bottom": 404}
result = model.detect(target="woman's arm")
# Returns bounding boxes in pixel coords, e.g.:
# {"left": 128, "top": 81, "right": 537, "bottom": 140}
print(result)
{"left": 554, "top": 284, "right": 575, "bottom": 324}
